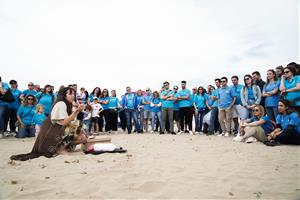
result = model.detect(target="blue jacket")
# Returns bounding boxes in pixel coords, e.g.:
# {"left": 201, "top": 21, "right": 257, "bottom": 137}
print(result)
{"left": 121, "top": 93, "right": 139, "bottom": 109}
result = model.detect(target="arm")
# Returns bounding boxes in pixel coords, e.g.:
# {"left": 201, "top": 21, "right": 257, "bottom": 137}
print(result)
{"left": 56, "top": 104, "right": 85, "bottom": 126}
{"left": 228, "top": 96, "right": 236, "bottom": 109}
{"left": 244, "top": 118, "right": 266, "bottom": 127}
{"left": 285, "top": 82, "right": 300, "bottom": 93}
{"left": 279, "top": 76, "right": 285, "bottom": 91}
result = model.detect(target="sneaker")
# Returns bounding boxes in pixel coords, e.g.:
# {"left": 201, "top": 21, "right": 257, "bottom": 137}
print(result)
{"left": 218, "top": 133, "right": 225, "bottom": 137}
{"left": 195, "top": 131, "right": 200, "bottom": 134}
{"left": 189, "top": 131, "right": 194, "bottom": 135}
{"left": 224, "top": 132, "right": 230, "bottom": 137}
{"left": 178, "top": 131, "right": 183, "bottom": 135}
{"left": 0, "top": 134, "right": 3, "bottom": 139}
{"left": 199, "top": 132, "right": 204, "bottom": 135}
{"left": 159, "top": 131, "right": 165, "bottom": 135}
{"left": 171, "top": 132, "right": 176, "bottom": 135}
{"left": 150, "top": 130, "right": 154, "bottom": 133}
{"left": 245, "top": 136, "right": 257, "bottom": 143}
{"left": 233, "top": 135, "right": 243, "bottom": 142}
{"left": 184, "top": 130, "right": 189, "bottom": 133}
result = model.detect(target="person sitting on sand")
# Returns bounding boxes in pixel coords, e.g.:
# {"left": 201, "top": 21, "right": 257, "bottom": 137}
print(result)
{"left": 10, "top": 86, "right": 87, "bottom": 161}
{"left": 266, "top": 99, "right": 300, "bottom": 145}
{"left": 233, "top": 105, "right": 274, "bottom": 143}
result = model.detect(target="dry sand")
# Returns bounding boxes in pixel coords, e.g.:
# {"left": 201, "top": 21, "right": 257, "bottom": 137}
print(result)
{"left": 0, "top": 133, "right": 299, "bottom": 199}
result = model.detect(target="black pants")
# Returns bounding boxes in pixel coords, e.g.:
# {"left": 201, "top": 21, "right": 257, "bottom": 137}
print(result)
{"left": 7, "top": 108, "right": 18, "bottom": 132}
{"left": 119, "top": 110, "right": 127, "bottom": 131}
{"left": 102, "top": 110, "right": 110, "bottom": 131}
{"left": 179, "top": 106, "right": 193, "bottom": 131}
{"left": 275, "top": 128, "right": 300, "bottom": 145}
{"left": 109, "top": 109, "right": 118, "bottom": 131}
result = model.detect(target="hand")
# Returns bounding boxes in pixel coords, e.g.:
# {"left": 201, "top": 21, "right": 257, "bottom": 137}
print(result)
{"left": 20, "top": 123, "right": 26, "bottom": 128}
{"left": 77, "top": 104, "right": 86, "bottom": 112}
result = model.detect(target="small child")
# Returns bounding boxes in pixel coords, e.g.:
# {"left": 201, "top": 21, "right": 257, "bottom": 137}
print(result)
{"left": 32, "top": 104, "right": 47, "bottom": 136}
{"left": 82, "top": 105, "right": 92, "bottom": 134}
{"left": 91, "top": 97, "right": 103, "bottom": 135}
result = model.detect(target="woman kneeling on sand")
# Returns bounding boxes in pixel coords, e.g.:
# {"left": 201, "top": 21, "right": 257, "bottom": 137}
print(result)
{"left": 10, "top": 87, "right": 87, "bottom": 161}
{"left": 233, "top": 105, "right": 274, "bottom": 143}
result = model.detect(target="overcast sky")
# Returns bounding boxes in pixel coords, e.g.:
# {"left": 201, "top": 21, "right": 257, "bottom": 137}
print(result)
{"left": 0, "top": 0, "right": 298, "bottom": 95}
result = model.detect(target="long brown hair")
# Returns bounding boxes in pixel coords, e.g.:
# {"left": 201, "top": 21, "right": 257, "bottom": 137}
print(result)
{"left": 54, "top": 86, "right": 76, "bottom": 115}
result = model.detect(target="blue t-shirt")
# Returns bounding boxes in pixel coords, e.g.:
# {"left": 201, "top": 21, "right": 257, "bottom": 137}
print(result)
{"left": 32, "top": 113, "right": 47, "bottom": 125}
{"left": 218, "top": 86, "right": 235, "bottom": 109}
{"left": 36, "top": 93, "right": 54, "bottom": 115}
{"left": 125, "top": 93, "right": 135, "bottom": 109}
{"left": 212, "top": 89, "right": 219, "bottom": 107}
{"left": 276, "top": 112, "right": 300, "bottom": 134}
{"left": 206, "top": 93, "right": 214, "bottom": 107}
{"left": 0, "top": 82, "right": 10, "bottom": 106}
{"left": 263, "top": 81, "right": 280, "bottom": 107}
{"left": 250, "top": 116, "right": 273, "bottom": 134}
{"left": 136, "top": 95, "right": 144, "bottom": 108}
{"left": 160, "top": 90, "right": 174, "bottom": 108}
{"left": 231, "top": 84, "right": 243, "bottom": 105}
{"left": 22, "top": 89, "right": 37, "bottom": 97}
{"left": 100, "top": 97, "right": 110, "bottom": 110}
{"left": 194, "top": 94, "right": 208, "bottom": 109}
{"left": 8, "top": 88, "right": 22, "bottom": 109}
{"left": 283, "top": 76, "right": 300, "bottom": 106}
{"left": 17, "top": 105, "right": 35, "bottom": 126}
{"left": 108, "top": 97, "right": 119, "bottom": 109}
{"left": 247, "top": 86, "right": 255, "bottom": 100}
{"left": 173, "top": 93, "right": 179, "bottom": 111}
{"left": 151, "top": 98, "right": 161, "bottom": 113}
{"left": 142, "top": 95, "right": 152, "bottom": 111}
{"left": 178, "top": 89, "right": 192, "bottom": 108}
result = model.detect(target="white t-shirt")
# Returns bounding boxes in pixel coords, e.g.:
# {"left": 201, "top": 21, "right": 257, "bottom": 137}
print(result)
{"left": 91, "top": 103, "right": 102, "bottom": 117}
{"left": 51, "top": 101, "right": 69, "bottom": 124}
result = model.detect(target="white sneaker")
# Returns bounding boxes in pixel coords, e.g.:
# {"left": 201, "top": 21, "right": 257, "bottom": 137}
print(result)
{"left": 0, "top": 134, "right": 3, "bottom": 139}
{"left": 245, "top": 136, "right": 257, "bottom": 143}
{"left": 189, "top": 131, "right": 194, "bottom": 135}
{"left": 150, "top": 130, "right": 154, "bottom": 133}
{"left": 233, "top": 135, "right": 243, "bottom": 142}
{"left": 224, "top": 132, "right": 230, "bottom": 137}
{"left": 195, "top": 131, "right": 200, "bottom": 134}
{"left": 178, "top": 131, "right": 183, "bottom": 135}
{"left": 218, "top": 133, "right": 225, "bottom": 137}
{"left": 199, "top": 132, "right": 204, "bottom": 135}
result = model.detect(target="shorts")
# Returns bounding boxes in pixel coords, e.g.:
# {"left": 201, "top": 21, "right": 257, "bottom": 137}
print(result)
{"left": 91, "top": 116, "right": 100, "bottom": 123}
{"left": 144, "top": 110, "right": 151, "bottom": 119}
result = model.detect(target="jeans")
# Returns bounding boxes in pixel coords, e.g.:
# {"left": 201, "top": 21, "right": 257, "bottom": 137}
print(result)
{"left": 125, "top": 109, "right": 140, "bottom": 133}
{"left": 195, "top": 109, "right": 208, "bottom": 132}
{"left": 0, "top": 105, "right": 8, "bottom": 133}
{"left": 8, "top": 108, "right": 18, "bottom": 132}
{"left": 17, "top": 125, "right": 35, "bottom": 138}
{"left": 265, "top": 107, "right": 278, "bottom": 122}
{"left": 137, "top": 108, "right": 144, "bottom": 131}
{"left": 209, "top": 107, "right": 220, "bottom": 134}
{"left": 151, "top": 111, "right": 162, "bottom": 131}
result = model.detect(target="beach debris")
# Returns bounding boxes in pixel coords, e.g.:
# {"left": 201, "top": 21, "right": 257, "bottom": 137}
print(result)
{"left": 39, "top": 164, "right": 46, "bottom": 168}
{"left": 11, "top": 180, "right": 18, "bottom": 185}
{"left": 72, "top": 160, "right": 80, "bottom": 163}
{"left": 296, "top": 189, "right": 300, "bottom": 191}
{"left": 254, "top": 191, "right": 262, "bottom": 199}
{"left": 8, "top": 160, "right": 21, "bottom": 166}
{"left": 45, "top": 177, "right": 50, "bottom": 179}
{"left": 190, "top": 138, "right": 192, "bottom": 141}
{"left": 64, "top": 161, "right": 71, "bottom": 164}
{"left": 20, "top": 187, "right": 24, "bottom": 191}
{"left": 113, "top": 160, "right": 116, "bottom": 162}
{"left": 80, "top": 171, "right": 87, "bottom": 175}
{"left": 97, "top": 160, "right": 104, "bottom": 163}
{"left": 229, "top": 192, "right": 234, "bottom": 196}
{"left": 126, "top": 154, "right": 133, "bottom": 159}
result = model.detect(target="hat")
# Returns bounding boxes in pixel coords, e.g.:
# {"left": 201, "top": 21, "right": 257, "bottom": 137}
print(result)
{"left": 93, "top": 97, "right": 98, "bottom": 100}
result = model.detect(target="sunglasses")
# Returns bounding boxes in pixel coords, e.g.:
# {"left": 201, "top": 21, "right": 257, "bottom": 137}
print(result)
{"left": 252, "top": 109, "right": 259, "bottom": 112}
{"left": 27, "top": 98, "right": 34, "bottom": 100}
{"left": 221, "top": 80, "right": 226, "bottom": 83}
{"left": 244, "top": 78, "right": 250, "bottom": 81}
{"left": 28, "top": 85, "right": 34, "bottom": 86}
{"left": 173, "top": 88, "right": 178, "bottom": 90}
{"left": 284, "top": 70, "right": 290, "bottom": 74}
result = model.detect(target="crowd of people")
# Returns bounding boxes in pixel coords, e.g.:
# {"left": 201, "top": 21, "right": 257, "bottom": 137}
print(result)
{"left": 1, "top": 62, "right": 300, "bottom": 150}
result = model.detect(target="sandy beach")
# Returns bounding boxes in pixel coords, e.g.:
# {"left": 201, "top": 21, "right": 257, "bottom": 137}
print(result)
{"left": 0, "top": 133, "right": 299, "bottom": 199}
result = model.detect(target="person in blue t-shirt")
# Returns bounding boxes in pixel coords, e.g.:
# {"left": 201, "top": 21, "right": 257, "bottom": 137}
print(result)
{"left": 194, "top": 86, "right": 209, "bottom": 134}
{"left": 136, "top": 89, "right": 144, "bottom": 133}
{"left": 0, "top": 77, "right": 10, "bottom": 137}
{"left": 231, "top": 76, "right": 248, "bottom": 135}
{"left": 142, "top": 87, "right": 152, "bottom": 133}
{"left": 177, "top": 80, "right": 193, "bottom": 135}
{"left": 233, "top": 105, "right": 273, "bottom": 143}
{"left": 121, "top": 86, "right": 140, "bottom": 134}
{"left": 7, "top": 80, "right": 22, "bottom": 134}
{"left": 16, "top": 95, "right": 37, "bottom": 138}
{"left": 267, "top": 99, "right": 300, "bottom": 145}
{"left": 160, "top": 82, "right": 175, "bottom": 134}
{"left": 280, "top": 65, "right": 300, "bottom": 112}
{"left": 35, "top": 84, "right": 55, "bottom": 116}
{"left": 99, "top": 89, "right": 110, "bottom": 132}
{"left": 108, "top": 90, "right": 120, "bottom": 132}
{"left": 262, "top": 69, "right": 280, "bottom": 121}
{"left": 150, "top": 91, "right": 162, "bottom": 133}
{"left": 172, "top": 86, "right": 181, "bottom": 132}
{"left": 209, "top": 79, "right": 222, "bottom": 135}
{"left": 32, "top": 104, "right": 47, "bottom": 136}
{"left": 217, "top": 77, "right": 236, "bottom": 137}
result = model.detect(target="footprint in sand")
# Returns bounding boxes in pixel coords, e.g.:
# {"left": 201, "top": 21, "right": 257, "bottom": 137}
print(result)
{"left": 134, "top": 181, "right": 164, "bottom": 193}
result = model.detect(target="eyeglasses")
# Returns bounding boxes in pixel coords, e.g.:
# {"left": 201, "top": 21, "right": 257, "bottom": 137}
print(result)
{"left": 284, "top": 70, "right": 290, "bottom": 74}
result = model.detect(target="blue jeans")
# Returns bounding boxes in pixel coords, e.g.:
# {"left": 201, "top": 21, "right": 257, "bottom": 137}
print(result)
{"left": 137, "top": 108, "right": 144, "bottom": 131}
{"left": 125, "top": 109, "right": 140, "bottom": 133}
{"left": 265, "top": 107, "right": 278, "bottom": 122}
{"left": 196, "top": 109, "right": 207, "bottom": 132}
{"left": 209, "top": 107, "right": 220, "bottom": 133}
{"left": 17, "top": 125, "right": 35, "bottom": 138}
{"left": 0, "top": 105, "right": 8, "bottom": 133}
{"left": 151, "top": 111, "right": 162, "bottom": 131}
